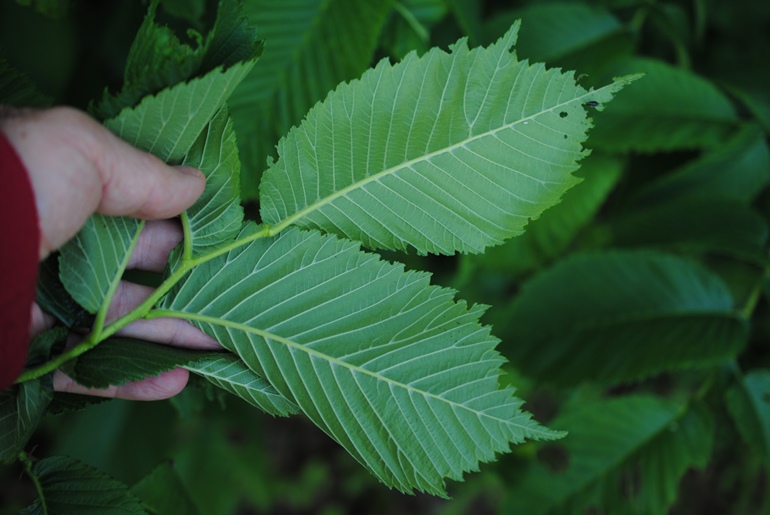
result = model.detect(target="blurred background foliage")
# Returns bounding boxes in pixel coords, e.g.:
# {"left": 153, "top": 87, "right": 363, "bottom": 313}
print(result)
{"left": 1, "top": 0, "right": 770, "bottom": 513}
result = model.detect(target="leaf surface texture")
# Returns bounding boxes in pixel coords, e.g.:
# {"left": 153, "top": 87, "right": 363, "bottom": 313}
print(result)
{"left": 159, "top": 225, "right": 561, "bottom": 495}
{"left": 260, "top": 25, "right": 635, "bottom": 254}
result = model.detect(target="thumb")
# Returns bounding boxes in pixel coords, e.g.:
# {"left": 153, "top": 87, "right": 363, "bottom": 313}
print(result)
{"left": 1, "top": 107, "right": 205, "bottom": 257}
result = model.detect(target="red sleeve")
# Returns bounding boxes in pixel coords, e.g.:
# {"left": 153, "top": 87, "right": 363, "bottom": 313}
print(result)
{"left": 0, "top": 131, "right": 40, "bottom": 391}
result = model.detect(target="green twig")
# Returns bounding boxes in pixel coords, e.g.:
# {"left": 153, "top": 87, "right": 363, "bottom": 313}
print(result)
{"left": 15, "top": 223, "right": 275, "bottom": 384}
{"left": 19, "top": 451, "right": 47, "bottom": 514}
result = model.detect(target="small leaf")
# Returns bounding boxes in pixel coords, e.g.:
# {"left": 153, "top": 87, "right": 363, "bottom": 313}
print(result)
{"left": 46, "top": 393, "right": 111, "bottom": 416}
{"left": 230, "top": 0, "right": 395, "bottom": 198}
{"left": 104, "top": 60, "right": 256, "bottom": 164}
{"left": 59, "top": 215, "right": 141, "bottom": 314}
{"left": 589, "top": 57, "right": 740, "bottom": 152}
{"left": 36, "top": 255, "right": 92, "bottom": 329}
{"left": 160, "top": 224, "right": 562, "bottom": 496}
{"left": 67, "top": 337, "right": 218, "bottom": 389}
{"left": 0, "top": 377, "right": 53, "bottom": 463}
{"left": 504, "top": 251, "right": 748, "bottom": 386}
{"left": 21, "top": 456, "right": 147, "bottom": 514}
{"left": 131, "top": 461, "right": 201, "bottom": 515}
{"left": 260, "top": 24, "right": 636, "bottom": 255}
{"left": 503, "top": 397, "right": 714, "bottom": 515}
{"left": 726, "top": 369, "right": 770, "bottom": 461}
{"left": 181, "top": 105, "right": 244, "bottom": 257}
{"left": 184, "top": 354, "right": 298, "bottom": 417}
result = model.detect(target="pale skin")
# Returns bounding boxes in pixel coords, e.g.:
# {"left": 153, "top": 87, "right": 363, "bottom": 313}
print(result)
{"left": 1, "top": 106, "right": 221, "bottom": 400}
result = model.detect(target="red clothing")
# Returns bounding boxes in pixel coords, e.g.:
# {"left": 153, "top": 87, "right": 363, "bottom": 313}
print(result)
{"left": 0, "top": 132, "right": 40, "bottom": 390}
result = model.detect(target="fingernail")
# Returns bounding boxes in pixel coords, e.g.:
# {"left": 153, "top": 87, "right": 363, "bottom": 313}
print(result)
{"left": 176, "top": 166, "right": 204, "bottom": 179}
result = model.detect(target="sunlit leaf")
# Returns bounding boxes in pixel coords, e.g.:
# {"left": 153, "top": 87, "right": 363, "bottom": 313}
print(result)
{"left": 158, "top": 224, "right": 562, "bottom": 496}
{"left": 260, "top": 24, "right": 637, "bottom": 255}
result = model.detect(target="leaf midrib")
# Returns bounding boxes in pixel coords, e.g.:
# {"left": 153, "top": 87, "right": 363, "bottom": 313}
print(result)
{"left": 268, "top": 85, "right": 611, "bottom": 235}
{"left": 151, "top": 309, "right": 556, "bottom": 437}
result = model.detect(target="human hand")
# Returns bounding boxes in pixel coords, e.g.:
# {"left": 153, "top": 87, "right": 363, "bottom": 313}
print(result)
{"left": 1, "top": 106, "right": 221, "bottom": 400}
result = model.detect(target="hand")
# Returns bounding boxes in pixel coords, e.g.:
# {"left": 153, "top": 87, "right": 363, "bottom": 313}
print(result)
{"left": 1, "top": 106, "right": 221, "bottom": 400}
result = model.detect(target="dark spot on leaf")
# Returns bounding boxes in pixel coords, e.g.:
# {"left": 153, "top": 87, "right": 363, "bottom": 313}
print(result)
{"left": 536, "top": 444, "right": 569, "bottom": 473}
{"left": 563, "top": 134, "right": 567, "bottom": 139}
{"left": 559, "top": 111, "right": 568, "bottom": 118}
{"left": 584, "top": 101, "right": 599, "bottom": 107}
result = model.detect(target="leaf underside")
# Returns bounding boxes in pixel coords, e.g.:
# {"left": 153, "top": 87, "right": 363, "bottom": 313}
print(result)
{"left": 260, "top": 23, "right": 637, "bottom": 255}
{"left": 160, "top": 224, "right": 562, "bottom": 496}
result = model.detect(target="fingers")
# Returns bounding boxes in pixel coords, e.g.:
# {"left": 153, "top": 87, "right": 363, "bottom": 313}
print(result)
{"left": 108, "top": 281, "right": 221, "bottom": 350}
{"left": 127, "top": 219, "right": 184, "bottom": 272}
{"left": 0, "top": 107, "right": 205, "bottom": 258}
{"left": 53, "top": 367, "right": 189, "bottom": 400}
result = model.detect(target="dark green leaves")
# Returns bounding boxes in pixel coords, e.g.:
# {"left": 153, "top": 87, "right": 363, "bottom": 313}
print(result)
{"left": 230, "top": 0, "right": 395, "bottom": 197}
{"left": 503, "top": 397, "right": 714, "bottom": 514}
{"left": 93, "top": 0, "right": 262, "bottom": 120}
{"left": 21, "top": 456, "right": 146, "bottom": 515}
{"left": 589, "top": 58, "right": 740, "bottom": 152}
{"left": 64, "top": 338, "right": 217, "bottom": 390}
{"left": 726, "top": 370, "right": 770, "bottom": 462}
{"left": 504, "top": 251, "right": 748, "bottom": 386}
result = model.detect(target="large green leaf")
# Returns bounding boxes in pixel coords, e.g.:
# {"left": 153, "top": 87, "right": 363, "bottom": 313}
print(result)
{"left": 230, "top": 0, "right": 395, "bottom": 198}
{"left": 21, "top": 456, "right": 146, "bottom": 515}
{"left": 503, "top": 396, "right": 714, "bottom": 515}
{"left": 259, "top": 24, "right": 636, "bottom": 255}
{"left": 184, "top": 354, "right": 299, "bottom": 417}
{"left": 726, "top": 369, "right": 770, "bottom": 462}
{"left": 503, "top": 251, "right": 748, "bottom": 386}
{"left": 157, "top": 224, "right": 561, "bottom": 496}
{"left": 471, "top": 153, "right": 622, "bottom": 277}
{"left": 59, "top": 215, "right": 142, "bottom": 315}
{"left": 588, "top": 57, "right": 740, "bottom": 152}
